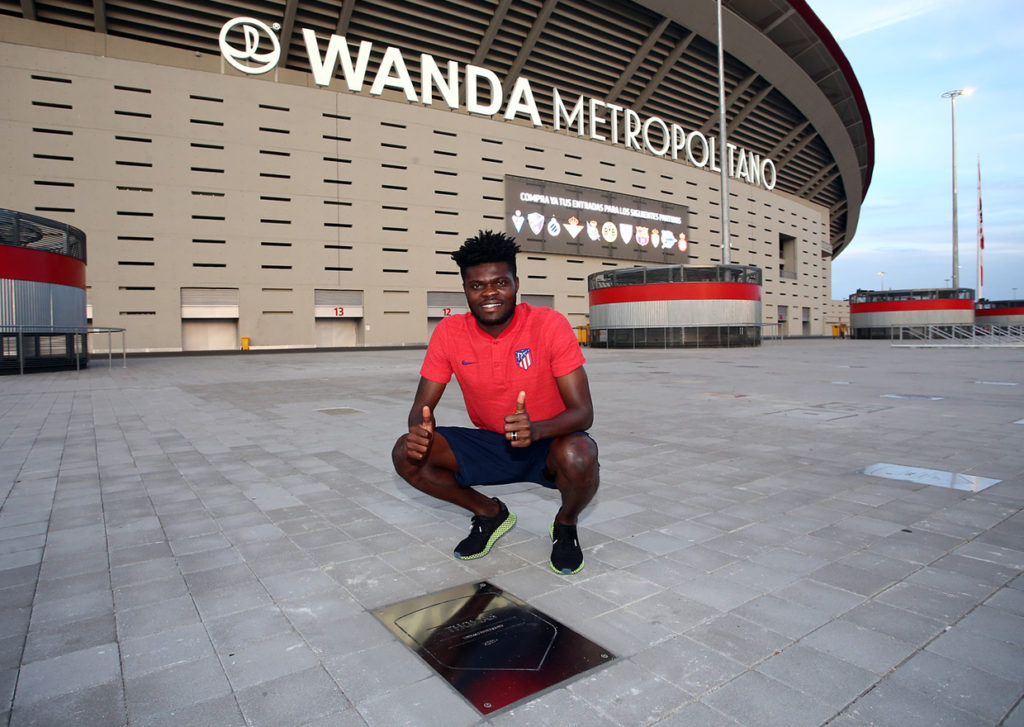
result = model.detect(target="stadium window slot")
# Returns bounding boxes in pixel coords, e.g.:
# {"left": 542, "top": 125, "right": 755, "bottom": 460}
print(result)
{"left": 434, "top": 150, "right": 457, "bottom": 157}
{"left": 259, "top": 127, "right": 290, "bottom": 134}
{"left": 527, "top": 275, "right": 547, "bottom": 279}
{"left": 434, "top": 170, "right": 457, "bottom": 176}
{"left": 261, "top": 172, "right": 291, "bottom": 179}
{"left": 482, "top": 138, "right": 503, "bottom": 145}
{"left": 193, "top": 263, "right": 226, "bottom": 268}
{"left": 260, "top": 219, "right": 291, "bottom": 225}
{"left": 381, "top": 204, "right": 407, "bottom": 211}
{"left": 323, "top": 244, "right": 351, "bottom": 249}
{"left": 259, "top": 103, "right": 289, "bottom": 111}
{"left": 434, "top": 230, "right": 458, "bottom": 236}
{"left": 661, "top": 174, "right": 673, "bottom": 180}
{"left": 600, "top": 178, "right": 614, "bottom": 184}
{"left": 381, "top": 184, "right": 407, "bottom": 190}
{"left": 482, "top": 195, "right": 502, "bottom": 201}
{"left": 434, "top": 190, "right": 457, "bottom": 196}
{"left": 482, "top": 176, "right": 502, "bottom": 183}
{"left": 525, "top": 146, "right": 543, "bottom": 152}
{"left": 31, "top": 74, "right": 71, "bottom": 83}
{"left": 322, "top": 112, "right": 350, "bottom": 120}
{"left": 600, "top": 161, "right": 615, "bottom": 167}
{"left": 565, "top": 171, "right": 582, "bottom": 177}
{"left": 527, "top": 256, "right": 546, "bottom": 261}
{"left": 382, "top": 269, "right": 408, "bottom": 274}
{"left": 34, "top": 206, "right": 74, "bottom": 213}
{"left": 564, "top": 153, "right": 582, "bottom": 160}
{"left": 114, "top": 110, "right": 152, "bottom": 118}
{"left": 261, "top": 265, "right": 292, "bottom": 270}
{"left": 114, "top": 85, "right": 150, "bottom": 94}
{"left": 32, "top": 101, "right": 72, "bottom": 109}
{"left": 323, "top": 222, "right": 353, "bottom": 228}
{"left": 633, "top": 184, "right": 646, "bottom": 190}
{"left": 382, "top": 247, "right": 408, "bottom": 253}
{"left": 116, "top": 210, "right": 153, "bottom": 217}
{"left": 118, "top": 260, "right": 155, "bottom": 266}
{"left": 262, "top": 241, "right": 292, "bottom": 247}
{"left": 189, "top": 95, "right": 223, "bottom": 103}
{"left": 433, "top": 129, "right": 456, "bottom": 137}
{"left": 191, "top": 214, "right": 225, "bottom": 220}
{"left": 525, "top": 164, "right": 544, "bottom": 170}
{"left": 381, "top": 142, "right": 407, "bottom": 149}
{"left": 567, "top": 259, "right": 583, "bottom": 264}
{"left": 34, "top": 180, "right": 74, "bottom": 187}
{"left": 382, "top": 163, "right": 407, "bottom": 170}
{"left": 381, "top": 121, "right": 406, "bottom": 128}
{"left": 115, "top": 135, "right": 151, "bottom": 143}
{"left": 323, "top": 156, "right": 352, "bottom": 163}
{"left": 632, "top": 168, "right": 646, "bottom": 174}
{"left": 116, "top": 160, "right": 152, "bottom": 167}
{"left": 190, "top": 119, "right": 223, "bottom": 126}
{"left": 601, "top": 262, "right": 618, "bottom": 267}
{"left": 567, "top": 276, "right": 584, "bottom": 281}
{"left": 32, "top": 127, "right": 72, "bottom": 135}
{"left": 191, "top": 190, "right": 225, "bottom": 197}
{"left": 260, "top": 195, "right": 290, "bottom": 202}
{"left": 118, "top": 286, "right": 155, "bottom": 290}
{"left": 323, "top": 178, "right": 351, "bottom": 185}
{"left": 434, "top": 209, "right": 458, "bottom": 216}
{"left": 117, "top": 235, "right": 153, "bottom": 241}
{"left": 482, "top": 157, "right": 502, "bottom": 164}
{"left": 436, "top": 270, "right": 458, "bottom": 275}
{"left": 191, "top": 167, "right": 224, "bottom": 173}
{"left": 322, "top": 134, "right": 351, "bottom": 141}
{"left": 33, "top": 153, "right": 74, "bottom": 161}
{"left": 323, "top": 199, "right": 351, "bottom": 206}
{"left": 260, "top": 149, "right": 291, "bottom": 157}
{"left": 325, "top": 266, "right": 354, "bottom": 272}
{"left": 382, "top": 226, "right": 408, "bottom": 232}
{"left": 482, "top": 214, "right": 502, "bottom": 221}
{"left": 120, "top": 311, "right": 156, "bottom": 316}
{"left": 193, "top": 238, "right": 225, "bottom": 244}
{"left": 115, "top": 185, "right": 151, "bottom": 192}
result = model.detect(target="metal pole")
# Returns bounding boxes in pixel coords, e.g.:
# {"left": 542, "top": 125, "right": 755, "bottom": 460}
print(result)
{"left": 950, "top": 93, "right": 959, "bottom": 289}
{"left": 716, "top": 0, "right": 730, "bottom": 264}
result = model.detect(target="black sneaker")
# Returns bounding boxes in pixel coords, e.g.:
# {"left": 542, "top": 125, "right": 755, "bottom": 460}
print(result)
{"left": 454, "top": 498, "right": 516, "bottom": 560}
{"left": 550, "top": 521, "right": 584, "bottom": 574}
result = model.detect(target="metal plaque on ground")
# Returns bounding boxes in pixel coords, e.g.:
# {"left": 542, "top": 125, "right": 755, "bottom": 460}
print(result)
{"left": 372, "top": 580, "right": 615, "bottom": 714}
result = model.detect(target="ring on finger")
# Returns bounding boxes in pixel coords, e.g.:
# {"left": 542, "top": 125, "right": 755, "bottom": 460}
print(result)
{"left": 510, "top": 431, "right": 517, "bottom": 441}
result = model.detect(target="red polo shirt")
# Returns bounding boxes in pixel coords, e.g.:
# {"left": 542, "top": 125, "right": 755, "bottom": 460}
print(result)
{"left": 421, "top": 303, "right": 585, "bottom": 433}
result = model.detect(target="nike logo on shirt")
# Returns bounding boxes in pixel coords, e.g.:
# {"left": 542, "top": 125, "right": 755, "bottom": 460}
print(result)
{"left": 461, "top": 360, "right": 477, "bottom": 365}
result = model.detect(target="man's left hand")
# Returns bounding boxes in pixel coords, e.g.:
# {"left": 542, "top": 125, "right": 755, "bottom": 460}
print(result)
{"left": 504, "top": 390, "right": 532, "bottom": 447}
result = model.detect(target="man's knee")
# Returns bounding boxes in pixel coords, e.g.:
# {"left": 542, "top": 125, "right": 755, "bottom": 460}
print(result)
{"left": 392, "top": 434, "right": 414, "bottom": 479}
{"left": 549, "top": 434, "right": 599, "bottom": 480}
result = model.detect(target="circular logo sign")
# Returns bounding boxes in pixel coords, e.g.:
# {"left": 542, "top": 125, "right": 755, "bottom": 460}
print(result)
{"left": 219, "top": 17, "right": 281, "bottom": 75}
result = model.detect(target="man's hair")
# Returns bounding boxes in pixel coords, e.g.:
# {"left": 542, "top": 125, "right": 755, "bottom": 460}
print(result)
{"left": 451, "top": 230, "right": 520, "bottom": 279}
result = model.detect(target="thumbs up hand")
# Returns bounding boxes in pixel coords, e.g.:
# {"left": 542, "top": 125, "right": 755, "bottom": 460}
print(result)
{"left": 406, "top": 405, "right": 435, "bottom": 461}
{"left": 504, "top": 390, "right": 532, "bottom": 447}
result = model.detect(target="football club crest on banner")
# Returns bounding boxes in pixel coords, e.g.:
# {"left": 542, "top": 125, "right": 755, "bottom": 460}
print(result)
{"left": 528, "top": 212, "right": 545, "bottom": 235}
{"left": 635, "top": 226, "right": 649, "bottom": 246}
{"left": 515, "top": 348, "right": 532, "bottom": 371}
{"left": 619, "top": 223, "right": 633, "bottom": 244}
{"left": 511, "top": 210, "right": 525, "bottom": 232}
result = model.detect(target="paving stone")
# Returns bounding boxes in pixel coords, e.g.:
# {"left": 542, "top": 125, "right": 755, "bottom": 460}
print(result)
{"left": 703, "top": 670, "right": 836, "bottom": 727}
{"left": 757, "top": 644, "right": 876, "bottom": 708}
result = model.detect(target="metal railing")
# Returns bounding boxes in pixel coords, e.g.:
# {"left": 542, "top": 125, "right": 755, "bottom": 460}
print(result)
{"left": 893, "top": 325, "right": 1024, "bottom": 347}
{"left": 1, "top": 325, "right": 127, "bottom": 374}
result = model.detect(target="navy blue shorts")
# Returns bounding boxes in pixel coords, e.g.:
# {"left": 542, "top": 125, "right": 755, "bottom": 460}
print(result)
{"left": 436, "top": 426, "right": 568, "bottom": 489}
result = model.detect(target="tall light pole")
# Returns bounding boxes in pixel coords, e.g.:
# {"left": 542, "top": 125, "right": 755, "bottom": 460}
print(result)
{"left": 716, "top": 0, "right": 730, "bottom": 264}
{"left": 877, "top": 271, "right": 885, "bottom": 291}
{"left": 941, "top": 88, "right": 973, "bottom": 289}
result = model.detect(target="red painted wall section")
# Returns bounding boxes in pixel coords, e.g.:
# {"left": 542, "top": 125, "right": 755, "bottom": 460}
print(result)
{"left": 976, "top": 306, "right": 1024, "bottom": 317}
{"left": 850, "top": 300, "right": 973, "bottom": 314}
{"left": 0, "top": 244, "right": 86, "bottom": 289}
{"left": 589, "top": 282, "right": 761, "bottom": 306}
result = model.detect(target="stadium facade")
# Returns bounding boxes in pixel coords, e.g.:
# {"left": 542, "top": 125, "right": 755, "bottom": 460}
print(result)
{"left": 0, "top": 0, "right": 872, "bottom": 351}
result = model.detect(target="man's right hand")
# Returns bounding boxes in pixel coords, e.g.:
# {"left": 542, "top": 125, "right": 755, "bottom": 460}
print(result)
{"left": 405, "top": 405, "right": 434, "bottom": 461}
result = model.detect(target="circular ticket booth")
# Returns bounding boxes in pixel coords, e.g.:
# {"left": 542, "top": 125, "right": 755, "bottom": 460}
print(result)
{"left": 588, "top": 264, "right": 762, "bottom": 348}
{"left": 1, "top": 209, "right": 88, "bottom": 373}
{"left": 848, "top": 288, "right": 975, "bottom": 339}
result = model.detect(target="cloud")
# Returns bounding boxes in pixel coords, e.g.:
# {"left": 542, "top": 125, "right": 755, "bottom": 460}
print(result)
{"left": 812, "top": 0, "right": 961, "bottom": 40}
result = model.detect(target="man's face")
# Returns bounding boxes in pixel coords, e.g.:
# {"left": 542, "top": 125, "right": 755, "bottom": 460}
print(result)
{"left": 463, "top": 261, "right": 519, "bottom": 334}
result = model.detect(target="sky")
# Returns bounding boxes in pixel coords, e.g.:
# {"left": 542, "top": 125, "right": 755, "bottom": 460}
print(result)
{"left": 805, "top": 0, "right": 1024, "bottom": 301}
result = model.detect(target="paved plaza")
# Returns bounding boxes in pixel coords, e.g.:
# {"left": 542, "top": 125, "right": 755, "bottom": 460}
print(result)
{"left": 1, "top": 339, "right": 1022, "bottom": 727}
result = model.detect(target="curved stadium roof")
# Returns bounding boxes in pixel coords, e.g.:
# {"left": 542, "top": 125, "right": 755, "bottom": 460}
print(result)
{"left": 2, "top": 0, "right": 873, "bottom": 257}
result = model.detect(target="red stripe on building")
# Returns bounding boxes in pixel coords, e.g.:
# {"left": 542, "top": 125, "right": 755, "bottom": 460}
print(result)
{"left": 850, "top": 300, "right": 974, "bottom": 314}
{"left": 976, "top": 306, "right": 1024, "bottom": 317}
{"left": 0, "top": 244, "right": 86, "bottom": 289}
{"left": 589, "top": 282, "right": 761, "bottom": 306}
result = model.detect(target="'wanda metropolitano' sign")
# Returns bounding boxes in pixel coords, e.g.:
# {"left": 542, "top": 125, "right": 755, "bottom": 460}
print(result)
{"left": 218, "top": 17, "right": 779, "bottom": 191}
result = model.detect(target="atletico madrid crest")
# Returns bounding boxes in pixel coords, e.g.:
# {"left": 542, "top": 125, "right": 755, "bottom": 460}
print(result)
{"left": 515, "top": 348, "right": 532, "bottom": 371}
